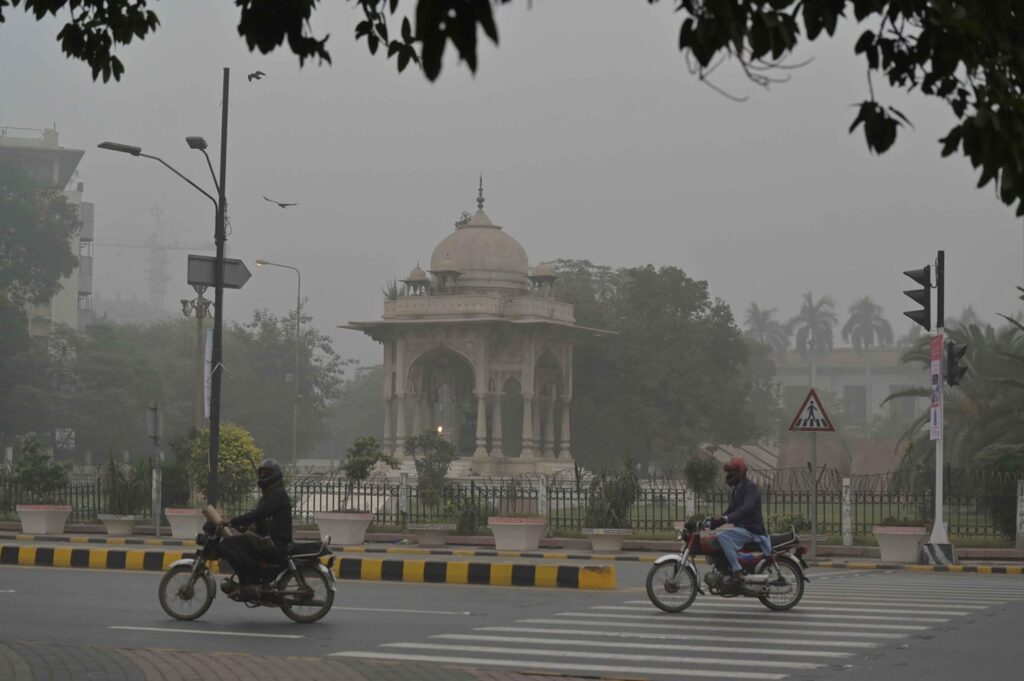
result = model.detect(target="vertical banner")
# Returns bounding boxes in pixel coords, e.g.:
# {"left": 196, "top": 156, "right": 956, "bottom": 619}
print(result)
{"left": 204, "top": 328, "right": 213, "bottom": 419}
{"left": 930, "top": 333, "right": 943, "bottom": 440}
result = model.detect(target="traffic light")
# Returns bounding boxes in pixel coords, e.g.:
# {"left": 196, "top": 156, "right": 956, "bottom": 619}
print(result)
{"left": 903, "top": 265, "right": 932, "bottom": 331}
{"left": 946, "top": 341, "right": 968, "bottom": 387}
{"left": 1017, "top": 285, "right": 1024, "bottom": 302}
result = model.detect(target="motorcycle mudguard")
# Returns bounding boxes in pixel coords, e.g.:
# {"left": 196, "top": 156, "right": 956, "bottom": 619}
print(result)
{"left": 760, "top": 554, "right": 810, "bottom": 583}
{"left": 652, "top": 555, "right": 704, "bottom": 594}
{"left": 276, "top": 563, "right": 336, "bottom": 592}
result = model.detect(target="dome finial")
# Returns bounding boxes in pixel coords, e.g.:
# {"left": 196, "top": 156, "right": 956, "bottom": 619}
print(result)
{"left": 477, "top": 175, "right": 485, "bottom": 211}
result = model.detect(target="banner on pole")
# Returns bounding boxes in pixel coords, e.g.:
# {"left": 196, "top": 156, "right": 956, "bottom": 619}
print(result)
{"left": 930, "top": 333, "right": 943, "bottom": 440}
{"left": 204, "top": 328, "right": 213, "bottom": 419}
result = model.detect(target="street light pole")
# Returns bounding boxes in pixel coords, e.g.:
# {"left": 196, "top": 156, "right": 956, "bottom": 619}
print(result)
{"left": 98, "top": 67, "right": 231, "bottom": 508}
{"left": 180, "top": 285, "right": 212, "bottom": 431}
{"left": 255, "top": 259, "right": 301, "bottom": 465}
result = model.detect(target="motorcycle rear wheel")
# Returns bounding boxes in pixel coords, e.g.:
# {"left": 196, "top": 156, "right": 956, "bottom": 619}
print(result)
{"left": 158, "top": 564, "right": 214, "bottom": 621}
{"left": 645, "top": 560, "right": 698, "bottom": 613}
{"left": 757, "top": 558, "right": 804, "bottom": 611}
{"left": 278, "top": 566, "right": 334, "bottom": 623}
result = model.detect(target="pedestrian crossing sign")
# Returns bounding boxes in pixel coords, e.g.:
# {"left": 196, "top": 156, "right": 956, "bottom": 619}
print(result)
{"left": 788, "top": 388, "right": 835, "bottom": 432}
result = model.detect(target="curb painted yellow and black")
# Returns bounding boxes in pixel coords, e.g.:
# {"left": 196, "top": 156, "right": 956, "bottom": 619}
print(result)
{"left": 0, "top": 544, "right": 616, "bottom": 589}
{"left": 0, "top": 533, "right": 196, "bottom": 548}
{"left": 809, "top": 560, "right": 1023, "bottom": 574}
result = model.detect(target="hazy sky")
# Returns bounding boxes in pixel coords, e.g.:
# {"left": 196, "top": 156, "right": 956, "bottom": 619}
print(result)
{"left": 2, "top": 2, "right": 1020, "bottom": 367}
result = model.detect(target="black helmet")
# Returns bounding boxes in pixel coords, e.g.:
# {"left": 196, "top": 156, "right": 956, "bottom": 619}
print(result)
{"left": 257, "top": 458, "right": 283, "bottom": 490}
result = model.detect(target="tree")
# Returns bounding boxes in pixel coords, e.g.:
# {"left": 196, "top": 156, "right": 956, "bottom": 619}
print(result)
{"left": 787, "top": 291, "right": 838, "bottom": 386}
{"left": 744, "top": 302, "right": 790, "bottom": 361}
{"left": 0, "top": 162, "right": 79, "bottom": 314}
{"left": 318, "top": 364, "right": 386, "bottom": 459}
{"left": 188, "top": 422, "right": 263, "bottom": 503}
{"left": 842, "top": 295, "right": 894, "bottom": 430}
{"left": 6, "top": 2, "right": 1024, "bottom": 215}
{"left": 842, "top": 296, "right": 894, "bottom": 352}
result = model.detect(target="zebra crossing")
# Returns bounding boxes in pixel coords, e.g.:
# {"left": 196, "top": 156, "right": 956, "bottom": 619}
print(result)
{"left": 331, "top": 572, "right": 1024, "bottom": 679}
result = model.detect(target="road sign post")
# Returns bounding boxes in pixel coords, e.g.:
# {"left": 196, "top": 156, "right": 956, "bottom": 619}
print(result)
{"left": 788, "top": 388, "right": 835, "bottom": 560}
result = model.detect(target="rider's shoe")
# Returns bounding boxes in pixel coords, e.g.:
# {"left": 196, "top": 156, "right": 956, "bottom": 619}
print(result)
{"left": 220, "top": 579, "right": 237, "bottom": 595}
{"left": 722, "top": 571, "right": 743, "bottom": 593}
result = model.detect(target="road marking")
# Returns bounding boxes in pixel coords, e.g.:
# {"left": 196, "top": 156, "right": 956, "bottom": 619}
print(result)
{"left": 0, "top": 590, "right": 15, "bottom": 593}
{"left": 588, "top": 609, "right": 942, "bottom": 627}
{"left": 557, "top": 614, "right": 933, "bottom": 630}
{"left": 108, "top": 626, "right": 303, "bottom": 639}
{"left": 481, "top": 626, "right": 884, "bottom": 648}
{"left": 332, "top": 606, "right": 471, "bottom": 616}
{"left": 753, "top": 598, "right": 988, "bottom": 609}
{"left": 330, "top": 651, "right": 788, "bottom": 679}
{"left": 632, "top": 602, "right": 972, "bottom": 616}
{"left": 381, "top": 642, "right": 824, "bottom": 670}
{"left": 432, "top": 633, "right": 855, "bottom": 659}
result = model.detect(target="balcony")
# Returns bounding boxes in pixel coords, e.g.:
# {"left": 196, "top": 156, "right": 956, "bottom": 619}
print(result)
{"left": 79, "top": 202, "right": 94, "bottom": 241}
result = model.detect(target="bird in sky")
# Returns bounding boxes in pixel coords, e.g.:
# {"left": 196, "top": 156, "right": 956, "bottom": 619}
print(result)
{"left": 263, "top": 196, "right": 297, "bottom": 209}
{"left": 247, "top": 71, "right": 266, "bottom": 82}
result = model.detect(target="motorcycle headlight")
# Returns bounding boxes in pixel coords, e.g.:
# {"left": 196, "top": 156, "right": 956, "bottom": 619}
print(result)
{"left": 676, "top": 529, "right": 685, "bottom": 542}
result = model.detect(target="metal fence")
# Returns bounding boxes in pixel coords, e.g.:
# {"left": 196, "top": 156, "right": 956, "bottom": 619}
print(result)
{"left": 1, "top": 466, "right": 1020, "bottom": 539}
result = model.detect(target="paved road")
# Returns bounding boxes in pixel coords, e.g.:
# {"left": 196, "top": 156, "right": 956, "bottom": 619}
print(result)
{"left": 0, "top": 565, "right": 1022, "bottom": 680}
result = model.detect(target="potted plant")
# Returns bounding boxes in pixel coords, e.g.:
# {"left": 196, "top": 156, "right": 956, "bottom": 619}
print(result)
{"left": 97, "top": 456, "right": 151, "bottom": 536}
{"left": 582, "top": 457, "right": 642, "bottom": 552}
{"left": 488, "top": 476, "right": 547, "bottom": 551}
{"left": 404, "top": 431, "right": 457, "bottom": 546}
{"left": 873, "top": 517, "right": 931, "bottom": 562}
{"left": 314, "top": 435, "right": 397, "bottom": 545}
{"left": 13, "top": 434, "right": 72, "bottom": 535}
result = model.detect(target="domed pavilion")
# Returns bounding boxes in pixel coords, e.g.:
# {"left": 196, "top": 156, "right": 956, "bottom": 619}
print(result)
{"left": 345, "top": 181, "right": 598, "bottom": 476}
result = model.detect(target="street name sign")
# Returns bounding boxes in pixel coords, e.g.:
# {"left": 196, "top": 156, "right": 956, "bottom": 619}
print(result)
{"left": 788, "top": 388, "right": 835, "bottom": 432}
{"left": 187, "top": 254, "right": 252, "bottom": 289}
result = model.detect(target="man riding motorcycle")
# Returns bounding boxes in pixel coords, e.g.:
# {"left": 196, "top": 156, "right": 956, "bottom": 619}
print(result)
{"left": 711, "top": 457, "right": 771, "bottom": 591}
{"left": 218, "top": 458, "right": 292, "bottom": 601}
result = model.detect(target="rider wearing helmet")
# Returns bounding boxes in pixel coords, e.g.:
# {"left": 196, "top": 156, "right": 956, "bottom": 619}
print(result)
{"left": 713, "top": 457, "right": 771, "bottom": 590}
{"left": 218, "top": 458, "right": 293, "bottom": 600}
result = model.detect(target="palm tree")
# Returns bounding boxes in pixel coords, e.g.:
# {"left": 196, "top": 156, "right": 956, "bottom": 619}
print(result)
{"left": 842, "top": 296, "right": 894, "bottom": 431}
{"left": 744, "top": 302, "right": 790, "bottom": 361}
{"left": 787, "top": 292, "right": 838, "bottom": 386}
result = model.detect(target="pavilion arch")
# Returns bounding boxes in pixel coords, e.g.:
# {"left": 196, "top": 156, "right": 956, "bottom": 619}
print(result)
{"left": 532, "top": 351, "right": 565, "bottom": 458}
{"left": 403, "top": 345, "right": 478, "bottom": 455}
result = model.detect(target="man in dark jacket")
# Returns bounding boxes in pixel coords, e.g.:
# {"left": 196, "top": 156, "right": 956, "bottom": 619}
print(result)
{"left": 219, "top": 458, "right": 292, "bottom": 600}
{"left": 712, "top": 457, "right": 771, "bottom": 589}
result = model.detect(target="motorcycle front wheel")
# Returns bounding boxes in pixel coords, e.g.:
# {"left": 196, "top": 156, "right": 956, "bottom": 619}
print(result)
{"left": 278, "top": 566, "right": 335, "bottom": 623}
{"left": 757, "top": 558, "right": 805, "bottom": 611}
{"left": 645, "top": 560, "right": 698, "bottom": 613}
{"left": 158, "top": 564, "right": 214, "bottom": 621}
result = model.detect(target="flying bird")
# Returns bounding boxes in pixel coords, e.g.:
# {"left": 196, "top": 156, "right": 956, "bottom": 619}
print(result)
{"left": 247, "top": 71, "right": 266, "bottom": 82}
{"left": 263, "top": 196, "right": 297, "bottom": 209}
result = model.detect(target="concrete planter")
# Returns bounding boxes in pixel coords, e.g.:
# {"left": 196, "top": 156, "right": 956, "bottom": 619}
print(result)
{"left": 583, "top": 528, "right": 633, "bottom": 552}
{"left": 16, "top": 505, "right": 72, "bottom": 534}
{"left": 97, "top": 514, "right": 144, "bottom": 536}
{"left": 408, "top": 523, "right": 455, "bottom": 547}
{"left": 873, "top": 526, "right": 929, "bottom": 563}
{"left": 488, "top": 516, "right": 547, "bottom": 551}
{"left": 164, "top": 508, "right": 205, "bottom": 539}
{"left": 314, "top": 512, "right": 373, "bottom": 545}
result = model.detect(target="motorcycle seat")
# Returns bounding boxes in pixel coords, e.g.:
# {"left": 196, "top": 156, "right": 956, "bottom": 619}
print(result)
{"left": 770, "top": 530, "right": 796, "bottom": 548}
{"left": 287, "top": 541, "right": 328, "bottom": 557}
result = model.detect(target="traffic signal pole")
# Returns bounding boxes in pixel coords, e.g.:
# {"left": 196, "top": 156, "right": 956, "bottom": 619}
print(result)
{"left": 929, "top": 251, "right": 951, "bottom": 548}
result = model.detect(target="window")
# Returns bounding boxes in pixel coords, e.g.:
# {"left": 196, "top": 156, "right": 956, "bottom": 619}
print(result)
{"left": 843, "top": 385, "right": 867, "bottom": 425}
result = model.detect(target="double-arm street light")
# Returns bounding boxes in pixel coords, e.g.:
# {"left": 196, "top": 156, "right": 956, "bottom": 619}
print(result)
{"left": 99, "top": 68, "right": 232, "bottom": 507}
{"left": 255, "top": 259, "right": 301, "bottom": 465}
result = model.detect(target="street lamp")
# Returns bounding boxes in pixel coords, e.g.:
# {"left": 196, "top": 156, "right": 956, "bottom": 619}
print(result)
{"left": 181, "top": 285, "right": 213, "bottom": 431}
{"left": 255, "top": 259, "right": 301, "bottom": 465}
{"left": 98, "top": 68, "right": 232, "bottom": 507}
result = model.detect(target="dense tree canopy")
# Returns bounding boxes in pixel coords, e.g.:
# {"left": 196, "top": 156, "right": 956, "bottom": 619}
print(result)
{"left": 4, "top": 1, "right": 1024, "bottom": 214}
{"left": 553, "top": 259, "right": 767, "bottom": 470}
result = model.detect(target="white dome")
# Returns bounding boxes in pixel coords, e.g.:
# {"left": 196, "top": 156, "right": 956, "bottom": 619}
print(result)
{"left": 430, "top": 207, "right": 529, "bottom": 293}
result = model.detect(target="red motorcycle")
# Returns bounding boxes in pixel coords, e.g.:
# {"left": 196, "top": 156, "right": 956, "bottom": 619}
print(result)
{"left": 646, "top": 516, "right": 809, "bottom": 612}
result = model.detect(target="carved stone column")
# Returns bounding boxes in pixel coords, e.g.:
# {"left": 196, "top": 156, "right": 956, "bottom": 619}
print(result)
{"left": 412, "top": 395, "right": 422, "bottom": 437}
{"left": 520, "top": 392, "right": 536, "bottom": 459}
{"left": 543, "top": 392, "right": 556, "bottom": 459}
{"left": 382, "top": 396, "right": 394, "bottom": 455}
{"left": 395, "top": 394, "right": 407, "bottom": 456}
{"left": 559, "top": 396, "right": 572, "bottom": 459}
{"left": 490, "top": 393, "right": 503, "bottom": 457}
{"left": 473, "top": 393, "right": 488, "bottom": 458}
{"left": 532, "top": 398, "right": 542, "bottom": 458}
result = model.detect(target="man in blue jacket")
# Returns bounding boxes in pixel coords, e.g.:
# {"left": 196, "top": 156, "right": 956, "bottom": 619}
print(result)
{"left": 712, "top": 457, "right": 771, "bottom": 590}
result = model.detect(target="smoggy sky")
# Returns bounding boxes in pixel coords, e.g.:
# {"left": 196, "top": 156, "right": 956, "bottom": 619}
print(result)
{"left": 2, "top": 1, "right": 1020, "bottom": 367}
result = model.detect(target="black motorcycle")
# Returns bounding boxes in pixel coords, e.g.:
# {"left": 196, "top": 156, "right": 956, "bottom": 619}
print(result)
{"left": 157, "top": 506, "right": 336, "bottom": 623}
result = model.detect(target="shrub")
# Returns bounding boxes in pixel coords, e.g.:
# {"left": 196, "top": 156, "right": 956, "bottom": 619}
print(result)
{"left": 405, "top": 431, "right": 456, "bottom": 507}
{"left": 187, "top": 423, "right": 263, "bottom": 504}
{"left": 14, "top": 433, "right": 70, "bottom": 503}
{"left": 102, "top": 455, "right": 151, "bottom": 516}
{"left": 683, "top": 455, "right": 719, "bottom": 497}
{"left": 334, "top": 435, "right": 397, "bottom": 511}
{"left": 767, "top": 514, "right": 811, "bottom": 533}
{"left": 584, "top": 457, "right": 642, "bottom": 530}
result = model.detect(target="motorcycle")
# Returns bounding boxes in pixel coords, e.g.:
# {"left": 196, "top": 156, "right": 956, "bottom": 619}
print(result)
{"left": 646, "top": 516, "right": 809, "bottom": 612}
{"left": 157, "top": 505, "right": 337, "bottom": 623}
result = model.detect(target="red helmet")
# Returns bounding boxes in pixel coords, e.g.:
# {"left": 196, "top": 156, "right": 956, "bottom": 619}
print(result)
{"left": 723, "top": 457, "right": 748, "bottom": 486}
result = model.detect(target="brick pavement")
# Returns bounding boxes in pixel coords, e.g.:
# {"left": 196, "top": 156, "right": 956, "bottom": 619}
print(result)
{"left": 0, "top": 641, "right": 608, "bottom": 681}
